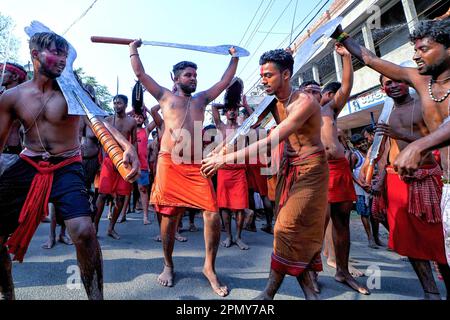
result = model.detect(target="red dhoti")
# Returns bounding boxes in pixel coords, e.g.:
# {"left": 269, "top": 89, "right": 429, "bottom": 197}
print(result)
{"left": 150, "top": 152, "right": 218, "bottom": 216}
{"left": 247, "top": 164, "right": 268, "bottom": 197}
{"left": 217, "top": 165, "right": 248, "bottom": 210}
{"left": 328, "top": 157, "right": 357, "bottom": 203}
{"left": 98, "top": 156, "right": 132, "bottom": 196}
{"left": 386, "top": 165, "right": 446, "bottom": 264}
{"left": 271, "top": 151, "right": 329, "bottom": 276}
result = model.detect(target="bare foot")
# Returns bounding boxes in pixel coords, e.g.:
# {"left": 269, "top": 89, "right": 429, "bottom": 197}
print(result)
{"left": 175, "top": 232, "right": 187, "bottom": 242}
{"left": 118, "top": 215, "right": 127, "bottom": 223}
{"left": 154, "top": 235, "right": 162, "bottom": 242}
{"left": 41, "top": 237, "right": 56, "bottom": 249}
{"left": 335, "top": 271, "right": 370, "bottom": 295}
{"left": 158, "top": 265, "right": 174, "bottom": 287}
{"left": 244, "top": 224, "right": 257, "bottom": 232}
{"left": 107, "top": 213, "right": 112, "bottom": 220}
{"left": 349, "top": 264, "right": 364, "bottom": 278}
{"left": 368, "top": 240, "right": 379, "bottom": 249}
{"left": 143, "top": 218, "right": 151, "bottom": 225}
{"left": 235, "top": 238, "right": 249, "bottom": 250}
{"left": 189, "top": 224, "right": 198, "bottom": 232}
{"left": 261, "top": 224, "right": 273, "bottom": 234}
{"left": 374, "top": 238, "right": 386, "bottom": 247}
{"left": 221, "top": 237, "right": 232, "bottom": 248}
{"left": 58, "top": 235, "right": 73, "bottom": 245}
{"left": 424, "top": 292, "right": 441, "bottom": 300}
{"left": 203, "top": 268, "right": 229, "bottom": 297}
{"left": 107, "top": 230, "right": 121, "bottom": 240}
{"left": 326, "top": 258, "right": 337, "bottom": 269}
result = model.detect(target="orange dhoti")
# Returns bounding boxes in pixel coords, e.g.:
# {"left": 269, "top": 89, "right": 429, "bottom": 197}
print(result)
{"left": 150, "top": 152, "right": 218, "bottom": 216}
{"left": 271, "top": 152, "right": 329, "bottom": 276}
{"left": 217, "top": 165, "right": 248, "bottom": 210}
{"left": 328, "top": 157, "right": 357, "bottom": 203}
{"left": 386, "top": 165, "right": 447, "bottom": 264}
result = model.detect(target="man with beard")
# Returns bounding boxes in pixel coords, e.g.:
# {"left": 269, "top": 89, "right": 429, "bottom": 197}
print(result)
{"left": 94, "top": 94, "right": 137, "bottom": 240}
{"left": 364, "top": 75, "right": 449, "bottom": 299}
{"left": 129, "top": 39, "right": 238, "bottom": 296}
{"left": 333, "top": 19, "right": 450, "bottom": 271}
{"left": 212, "top": 78, "right": 253, "bottom": 250}
{"left": 0, "top": 63, "right": 27, "bottom": 176}
{"left": 202, "top": 49, "right": 328, "bottom": 300}
{"left": 0, "top": 32, "right": 139, "bottom": 300}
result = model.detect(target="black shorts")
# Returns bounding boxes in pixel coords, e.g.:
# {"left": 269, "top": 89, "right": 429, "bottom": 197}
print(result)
{"left": 0, "top": 157, "right": 94, "bottom": 236}
{"left": 82, "top": 156, "right": 100, "bottom": 190}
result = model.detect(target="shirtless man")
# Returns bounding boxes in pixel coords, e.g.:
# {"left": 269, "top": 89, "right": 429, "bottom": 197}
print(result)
{"left": 212, "top": 78, "right": 253, "bottom": 250}
{"left": 129, "top": 39, "right": 238, "bottom": 296}
{"left": 0, "top": 32, "right": 139, "bottom": 300}
{"left": 94, "top": 94, "right": 138, "bottom": 240}
{"left": 363, "top": 75, "right": 449, "bottom": 299}
{"left": 0, "top": 63, "right": 27, "bottom": 176}
{"left": 333, "top": 19, "right": 450, "bottom": 268}
{"left": 311, "top": 42, "right": 369, "bottom": 295}
{"left": 202, "top": 49, "right": 329, "bottom": 300}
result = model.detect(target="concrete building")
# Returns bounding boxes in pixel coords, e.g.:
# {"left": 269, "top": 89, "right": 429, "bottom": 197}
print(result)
{"left": 249, "top": 0, "right": 448, "bottom": 134}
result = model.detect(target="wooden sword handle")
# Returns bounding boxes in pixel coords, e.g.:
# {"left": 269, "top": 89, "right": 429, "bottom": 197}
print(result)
{"left": 90, "top": 118, "right": 132, "bottom": 180}
{"left": 91, "top": 36, "right": 135, "bottom": 45}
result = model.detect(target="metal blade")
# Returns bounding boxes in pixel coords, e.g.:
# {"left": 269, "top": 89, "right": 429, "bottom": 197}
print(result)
{"left": 24, "top": 21, "right": 108, "bottom": 116}
{"left": 142, "top": 40, "right": 250, "bottom": 57}
{"left": 293, "top": 16, "right": 344, "bottom": 73}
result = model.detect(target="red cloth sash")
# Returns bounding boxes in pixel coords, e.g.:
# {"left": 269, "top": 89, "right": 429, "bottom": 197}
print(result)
{"left": 6, "top": 154, "right": 82, "bottom": 262}
{"left": 406, "top": 164, "right": 443, "bottom": 223}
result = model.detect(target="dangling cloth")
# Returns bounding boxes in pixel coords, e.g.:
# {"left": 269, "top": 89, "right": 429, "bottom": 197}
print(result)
{"left": 6, "top": 154, "right": 82, "bottom": 262}
{"left": 217, "top": 164, "right": 248, "bottom": 210}
{"left": 407, "top": 164, "right": 443, "bottom": 223}
{"left": 371, "top": 179, "right": 388, "bottom": 223}
{"left": 272, "top": 151, "right": 328, "bottom": 276}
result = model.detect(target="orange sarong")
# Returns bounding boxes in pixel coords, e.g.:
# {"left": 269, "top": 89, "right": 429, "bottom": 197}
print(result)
{"left": 217, "top": 165, "right": 248, "bottom": 210}
{"left": 271, "top": 151, "right": 329, "bottom": 276}
{"left": 150, "top": 152, "right": 218, "bottom": 215}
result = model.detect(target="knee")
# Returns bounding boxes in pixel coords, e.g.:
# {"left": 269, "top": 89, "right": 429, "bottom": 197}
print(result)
{"left": 70, "top": 223, "right": 96, "bottom": 245}
{"left": 203, "top": 211, "right": 219, "bottom": 222}
{"left": 138, "top": 186, "right": 148, "bottom": 193}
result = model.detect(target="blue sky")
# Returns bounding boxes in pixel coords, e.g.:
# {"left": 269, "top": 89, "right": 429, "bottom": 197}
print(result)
{"left": 1, "top": 0, "right": 330, "bottom": 108}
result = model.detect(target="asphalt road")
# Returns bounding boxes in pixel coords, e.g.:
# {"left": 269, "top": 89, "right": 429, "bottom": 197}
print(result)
{"left": 10, "top": 209, "right": 447, "bottom": 300}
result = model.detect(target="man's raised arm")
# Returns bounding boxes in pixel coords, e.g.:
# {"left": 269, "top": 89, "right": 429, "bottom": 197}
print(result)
{"left": 332, "top": 25, "right": 416, "bottom": 86}
{"left": 211, "top": 103, "right": 225, "bottom": 129}
{"left": 129, "top": 40, "right": 171, "bottom": 102}
{"left": 329, "top": 43, "right": 354, "bottom": 113}
{"left": 201, "top": 48, "right": 239, "bottom": 105}
{"left": 149, "top": 104, "right": 164, "bottom": 129}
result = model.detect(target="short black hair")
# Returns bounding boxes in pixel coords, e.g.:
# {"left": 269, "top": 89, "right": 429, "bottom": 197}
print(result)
{"left": 350, "top": 133, "right": 365, "bottom": 145}
{"left": 259, "top": 49, "right": 294, "bottom": 78}
{"left": 29, "top": 32, "right": 68, "bottom": 55}
{"left": 299, "top": 80, "right": 321, "bottom": 89}
{"left": 113, "top": 94, "right": 128, "bottom": 105}
{"left": 322, "top": 82, "right": 341, "bottom": 94}
{"left": 362, "top": 125, "right": 375, "bottom": 135}
{"left": 172, "top": 61, "right": 197, "bottom": 78}
{"left": 379, "top": 74, "right": 385, "bottom": 85}
{"left": 410, "top": 19, "right": 450, "bottom": 49}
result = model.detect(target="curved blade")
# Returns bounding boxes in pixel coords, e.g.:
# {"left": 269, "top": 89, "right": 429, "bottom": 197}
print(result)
{"left": 142, "top": 40, "right": 250, "bottom": 57}
{"left": 24, "top": 21, "right": 107, "bottom": 116}
{"left": 293, "top": 16, "right": 344, "bottom": 73}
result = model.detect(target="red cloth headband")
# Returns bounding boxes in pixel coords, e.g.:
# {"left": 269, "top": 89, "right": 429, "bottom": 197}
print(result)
{"left": 1, "top": 64, "right": 27, "bottom": 81}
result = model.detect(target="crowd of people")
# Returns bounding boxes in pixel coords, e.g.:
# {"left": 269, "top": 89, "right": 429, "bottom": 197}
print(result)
{"left": 0, "top": 16, "right": 449, "bottom": 301}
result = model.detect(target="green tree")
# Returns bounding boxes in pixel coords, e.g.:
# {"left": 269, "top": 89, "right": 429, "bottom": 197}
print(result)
{"left": 0, "top": 13, "right": 20, "bottom": 63}
{"left": 75, "top": 67, "right": 113, "bottom": 113}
